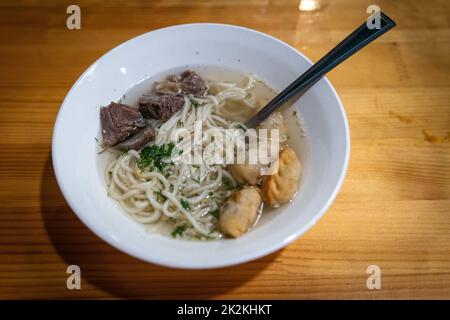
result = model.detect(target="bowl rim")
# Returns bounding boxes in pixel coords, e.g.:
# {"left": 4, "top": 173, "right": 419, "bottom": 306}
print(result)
{"left": 52, "top": 23, "right": 350, "bottom": 269}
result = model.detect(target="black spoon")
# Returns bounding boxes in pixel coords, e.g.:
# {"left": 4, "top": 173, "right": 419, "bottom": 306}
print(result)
{"left": 245, "top": 12, "right": 396, "bottom": 128}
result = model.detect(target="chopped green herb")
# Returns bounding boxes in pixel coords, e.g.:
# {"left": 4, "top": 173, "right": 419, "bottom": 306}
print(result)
{"left": 208, "top": 191, "right": 213, "bottom": 197}
{"left": 192, "top": 165, "right": 200, "bottom": 168}
{"left": 192, "top": 178, "right": 200, "bottom": 183}
{"left": 156, "top": 191, "right": 167, "bottom": 202}
{"left": 190, "top": 98, "right": 200, "bottom": 108}
{"left": 137, "top": 143, "right": 175, "bottom": 171}
{"left": 171, "top": 224, "right": 186, "bottom": 238}
{"left": 235, "top": 124, "right": 247, "bottom": 132}
{"left": 180, "top": 198, "right": 190, "bottom": 211}
{"left": 178, "top": 136, "right": 184, "bottom": 141}
{"left": 209, "top": 209, "right": 220, "bottom": 219}
{"left": 177, "top": 120, "right": 184, "bottom": 128}
{"left": 222, "top": 176, "right": 235, "bottom": 190}
{"left": 94, "top": 137, "right": 99, "bottom": 143}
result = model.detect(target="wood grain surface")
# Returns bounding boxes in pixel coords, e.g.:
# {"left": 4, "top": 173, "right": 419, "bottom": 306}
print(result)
{"left": 0, "top": 0, "right": 449, "bottom": 299}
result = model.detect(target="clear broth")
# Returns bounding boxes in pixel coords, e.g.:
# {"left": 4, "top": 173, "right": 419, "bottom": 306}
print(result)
{"left": 97, "top": 65, "right": 309, "bottom": 237}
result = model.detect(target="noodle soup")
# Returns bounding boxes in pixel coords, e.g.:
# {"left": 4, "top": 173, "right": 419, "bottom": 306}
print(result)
{"left": 97, "top": 66, "right": 307, "bottom": 240}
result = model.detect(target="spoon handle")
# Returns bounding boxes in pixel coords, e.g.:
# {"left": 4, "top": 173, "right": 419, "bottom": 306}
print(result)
{"left": 245, "top": 12, "right": 396, "bottom": 128}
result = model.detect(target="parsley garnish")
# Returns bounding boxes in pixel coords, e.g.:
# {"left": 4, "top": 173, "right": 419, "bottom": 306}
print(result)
{"left": 209, "top": 209, "right": 220, "bottom": 219}
{"left": 180, "top": 198, "right": 190, "bottom": 211}
{"left": 222, "top": 176, "right": 235, "bottom": 190}
{"left": 156, "top": 191, "right": 167, "bottom": 203}
{"left": 190, "top": 98, "right": 200, "bottom": 108}
{"left": 235, "top": 124, "right": 247, "bottom": 132}
{"left": 137, "top": 143, "right": 175, "bottom": 171}
{"left": 171, "top": 224, "right": 186, "bottom": 238}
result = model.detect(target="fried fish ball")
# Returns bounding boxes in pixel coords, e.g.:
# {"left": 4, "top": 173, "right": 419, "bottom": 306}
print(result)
{"left": 262, "top": 147, "right": 301, "bottom": 207}
{"left": 219, "top": 187, "right": 262, "bottom": 238}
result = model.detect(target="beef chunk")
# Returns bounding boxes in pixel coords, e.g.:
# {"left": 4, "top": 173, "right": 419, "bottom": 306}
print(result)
{"left": 114, "top": 126, "right": 155, "bottom": 150}
{"left": 138, "top": 93, "right": 185, "bottom": 120}
{"left": 179, "top": 70, "right": 208, "bottom": 97}
{"left": 100, "top": 102, "right": 146, "bottom": 146}
{"left": 161, "top": 70, "right": 208, "bottom": 97}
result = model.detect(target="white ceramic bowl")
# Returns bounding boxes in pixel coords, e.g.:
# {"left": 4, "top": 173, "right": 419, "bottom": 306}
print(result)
{"left": 52, "top": 24, "right": 350, "bottom": 269}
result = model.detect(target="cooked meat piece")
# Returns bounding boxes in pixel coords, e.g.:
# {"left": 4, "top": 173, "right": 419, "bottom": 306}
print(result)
{"left": 114, "top": 126, "right": 155, "bottom": 150}
{"left": 138, "top": 93, "right": 185, "bottom": 120}
{"left": 155, "top": 71, "right": 208, "bottom": 97}
{"left": 139, "top": 70, "right": 208, "bottom": 120}
{"left": 219, "top": 187, "right": 262, "bottom": 238}
{"left": 137, "top": 71, "right": 206, "bottom": 121}
{"left": 262, "top": 147, "right": 301, "bottom": 207}
{"left": 100, "top": 102, "right": 146, "bottom": 146}
{"left": 178, "top": 70, "right": 208, "bottom": 97}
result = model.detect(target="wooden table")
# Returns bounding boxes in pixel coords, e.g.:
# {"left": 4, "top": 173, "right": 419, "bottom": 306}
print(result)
{"left": 1, "top": 0, "right": 449, "bottom": 299}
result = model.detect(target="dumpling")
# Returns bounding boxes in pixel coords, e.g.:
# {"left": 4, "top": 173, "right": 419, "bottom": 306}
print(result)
{"left": 219, "top": 187, "right": 262, "bottom": 238}
{"left": 262, "top": 147, "right": 301, "bottom": 207}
